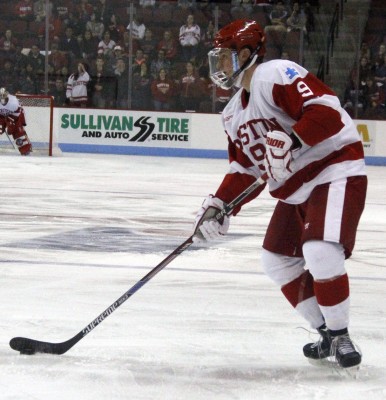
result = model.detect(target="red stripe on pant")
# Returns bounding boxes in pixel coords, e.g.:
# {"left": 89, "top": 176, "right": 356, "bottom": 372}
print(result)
{"left": 313, "top": 273, "right": 349, "bottom": 306}
{"left": 281, "top": 270, "right": 315, "bottom": 308}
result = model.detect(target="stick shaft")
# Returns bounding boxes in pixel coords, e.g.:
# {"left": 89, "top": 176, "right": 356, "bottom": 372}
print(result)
{"left": 10, "top": 174, "right": 267, "bottom": 355}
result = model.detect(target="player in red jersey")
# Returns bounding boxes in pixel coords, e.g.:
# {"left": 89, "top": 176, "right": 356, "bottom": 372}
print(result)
{"left": 0, "top": 88, "right": 32, "bottom": 155}
{"left": 193, "top": 20, "right": 367, "bottom": 370}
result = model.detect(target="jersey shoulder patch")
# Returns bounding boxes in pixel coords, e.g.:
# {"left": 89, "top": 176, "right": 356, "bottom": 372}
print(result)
{"left": 256, "top": 60, "right": 308, "bottom": 85}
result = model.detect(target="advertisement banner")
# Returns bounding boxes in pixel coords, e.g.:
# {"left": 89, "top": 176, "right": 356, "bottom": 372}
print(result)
{"left": 58, "top": 109, "right": 192, "bottom": 149}
{"left": 355, "top": 120, "right": 375, "bottom": 156}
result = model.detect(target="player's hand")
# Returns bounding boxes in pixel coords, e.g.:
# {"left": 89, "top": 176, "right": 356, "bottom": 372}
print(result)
{"left": 264, "top": 130, "right": 294, "bottom": 182}
{"left": 193, "top": 195, "right": 230, "bottom": 242}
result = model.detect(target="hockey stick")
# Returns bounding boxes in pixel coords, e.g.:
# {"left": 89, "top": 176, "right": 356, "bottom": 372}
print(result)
{"left": 10, "top": 173, "right": 268, "bottom": 355}
{"left": 4, "top": 130, "right": 18, "bottom": 152}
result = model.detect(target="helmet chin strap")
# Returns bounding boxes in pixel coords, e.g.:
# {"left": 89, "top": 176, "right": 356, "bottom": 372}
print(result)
{"left": 233, "top": 54, "right": 258, "bottom": 88}
{"left": 228, "top": 47, "right": 260, "bottom": 89}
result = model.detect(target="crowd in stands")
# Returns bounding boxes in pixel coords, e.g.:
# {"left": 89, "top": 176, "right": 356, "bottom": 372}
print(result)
{"left": 343, "top": 38, "right": 386, "bottom": 120}
{"left": 6, "top": 0, "right": 383, "bottom": 120}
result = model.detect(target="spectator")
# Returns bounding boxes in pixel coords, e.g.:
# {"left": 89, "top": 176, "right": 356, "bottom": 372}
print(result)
{"left": 197, "top": 0, "right": 213, "bottom": 14}
{"left": 264, "top": 1, "right": 289, "bottom": 36}
{"left": 106, "top": 45, "right": 128, "bottom": 73}
{"left": 362, "top": 75, "right": 385, "bottom": 118}
{"left": 303, "top": 1, "right": 315, "bottom": 33}
{"left": 60, "top": 27, "right": 82, "bottom": 65}
{"left": 151, "top": 68, "right": 176, "bottom": 111}
{"left": 106, "top": 14, "right": 125, "bottom": 44}
{"left": 286, "top": 2, "right": 307, "bottom": 34}
{"left": 350, "top": 56, "right": 372, "bottom": 88}
{"left": 37, "top": 9, "right": 63, "bottom": 43}
{"left": 0, "top": 30, "right": 18, "bottom": 58}
{"left": 66, "top": 62, "right": 90, "bottom": 107}
{"left": 359, "top": 41, "right": 371, "bottom": 61}
{"left": 76, "top": 0, "right": 94, "bottom": 24}
{"left": 150, "top": 49, "right": 171, "bottom": 79}
{"left": 200, "top": 20, "right": 216, "bottom": 63}
{"left": 132, "top": 49, "right": 147, "bottom": 74}
{"left": 119, "top": 31, "right": 139, "bottom": 58}
{"left": 178, "top": 61, "right": 205, "bottom": 111}
{"left": 80, "top": 30, "right": 99, "bottom": 63}
{"left": 126, "top": 15, "right": 146, "bottom": 40}
{"left": 0, "top": 60, "right": 18, "bottom": 93}
{"left": 374, "top": 54, "right": 386, "bottom": 86}
{"left": 114, "top": 58, "right": 128, "bottom": 109}
{"left": 15, "top": 0, "right": 34, "bottom": 24}
{"left": 53, "top": 0, "right": 72, "bottom": 24}
{"left": 19, "top": 63, "right": 40, "bottom": 94}
{"left": 342, "top": 79, "right": 366, "bottom": 118}
{"left": 13, "top": 45, "right": 28, "bottom": 76}
{"left": 46, "top": 63, "right": 57, "bottom": 90}
{"left": 52, "top": 0, "right": 73, "bottom": 25}
{"left": 90, "top": 56, "right": 115, "bottom": 108}
{"left": 26, "top": 44, "right": 45, "bottom": 75}
{"left": 48, "top": 42, "right": 69, "bottom": 75}
{"left": 140, "top": 29, "right": 158, "bottom": 62}
{"left": 86, "top": 12, "right": 105, "bottom": 40}
{"left": 213, "top": 84, "right": 233, "bottom": 113}
{"left": 33, "top": 0, "right": 53, "bottom": 22}
{"left": 157, "top": 30, "right": 178, "bottom": 62}
{"left": 65, "top": 11, "right": 84, "bottom": 37}
{"left": 97, "top": 31, "right": 116, "bottom": 58}
{"left": 371, "top": 43, "right": 386, "bottom": 72}
{"left": 231, "top": 0, "right": 254, "bottom": 19}
{"left": 179, "top": 14, "right": 201, "bottom": 63}
{"left": 48, "top": 77, "right": 67, "bottom": 106}
{"left": 197, "top": 64, "right": 213, "bottom": 112}
{"left": 132, "top": 62, "right": 152, "bottom": 110}
{"left": 96, "top": 0, "right": 114, "bottom": 25}
{"left": 264, "top": 1, "right": 289, "bottom": 53}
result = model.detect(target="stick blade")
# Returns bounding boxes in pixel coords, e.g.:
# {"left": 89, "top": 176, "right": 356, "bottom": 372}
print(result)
{"left": 10, "top": 337, "right": 68, "bottom": 355}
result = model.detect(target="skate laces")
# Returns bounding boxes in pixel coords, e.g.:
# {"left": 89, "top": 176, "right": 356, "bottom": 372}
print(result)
{"left": 330, "top": 334, "right": 361, "bottom": 357}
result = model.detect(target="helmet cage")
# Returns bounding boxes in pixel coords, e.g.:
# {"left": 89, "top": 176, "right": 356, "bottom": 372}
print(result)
{"left": 0, "top": 87, "right": 9, "bottom": 105}
{"left": 208, "top": 45, "right": 261, "bottom": 89}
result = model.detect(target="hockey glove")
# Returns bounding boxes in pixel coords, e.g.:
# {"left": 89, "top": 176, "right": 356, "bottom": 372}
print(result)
{"left": 264, "top": 130, "right": 294, "bottom": 182}
{"left": 193, "top": 195, "right": 230, "bottom": 242}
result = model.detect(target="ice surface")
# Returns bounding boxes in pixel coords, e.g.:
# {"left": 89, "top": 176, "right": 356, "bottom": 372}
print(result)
{"left": 0, "top": 153, "right": 385, "bottom": 400}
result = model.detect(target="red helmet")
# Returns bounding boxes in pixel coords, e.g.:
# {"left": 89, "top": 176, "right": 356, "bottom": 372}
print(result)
{"left": 213, "top": 19, "right": 266, "bottom": 58}
{"left": 208, "top": 20, "right": 265, "bottom": 89}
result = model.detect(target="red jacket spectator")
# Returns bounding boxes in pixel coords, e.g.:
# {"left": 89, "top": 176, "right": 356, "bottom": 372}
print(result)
{"left": 0, "top": 30, "right": 18, "bottom": 54}
{"left": 15, "top": 0, "right": 34, "bottom": 21}
{"left": 48, "top": 43, "right": 69, "bottom": 74}
{"left": 157, "top": 30, "right": 178, "bottom": 62}
{"left": 151, "top": 69, "right": 175, "bottom": 110}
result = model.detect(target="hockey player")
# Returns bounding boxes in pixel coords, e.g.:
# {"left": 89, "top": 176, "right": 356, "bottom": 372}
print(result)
{"left": 0, "top": 88, "right": 32, "bottom": 155}
{"left": 193, "top": 20, "right": 367, "bottom": 370}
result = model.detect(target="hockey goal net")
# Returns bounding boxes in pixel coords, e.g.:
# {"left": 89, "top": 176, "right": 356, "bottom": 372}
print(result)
{"left": 0, "top": 94, "right": 61, "bottom": 156}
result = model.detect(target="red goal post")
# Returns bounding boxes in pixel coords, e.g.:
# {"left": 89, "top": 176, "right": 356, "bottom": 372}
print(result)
{"left": 0, "top": 94, "right": 61, "bottom": 156}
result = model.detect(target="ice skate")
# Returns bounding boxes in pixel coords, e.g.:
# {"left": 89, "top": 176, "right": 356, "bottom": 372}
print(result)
{"left": 303, "top": 325, "right": 331, "bottom": 360}
{"left": 330, "top": 333, "right": 361, "bottom": 372}
{"left": 304, "top": 328, "right": 361, "bottom": 377}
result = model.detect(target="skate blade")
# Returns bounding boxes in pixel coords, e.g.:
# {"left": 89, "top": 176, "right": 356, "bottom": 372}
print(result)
{"left": 307, "top": 358, "right": 360, "bottom": 379}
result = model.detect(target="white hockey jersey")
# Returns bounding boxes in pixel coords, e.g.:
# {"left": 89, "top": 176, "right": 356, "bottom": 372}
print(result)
{"left": 0, "top": 94, "right": 22, "bottom": 119}
{"left": 179, "top": 24, "right": 201, "bottom": 47}
{"left": 215, "top": 59, "right": 366, "bottom": 209}
{"left": 66, "top": 71, "right": 90, "bottom": 104}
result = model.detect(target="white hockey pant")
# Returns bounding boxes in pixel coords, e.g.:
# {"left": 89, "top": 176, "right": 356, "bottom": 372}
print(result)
{"left": 261, "top": 240, "right": 349, "bottom": 330}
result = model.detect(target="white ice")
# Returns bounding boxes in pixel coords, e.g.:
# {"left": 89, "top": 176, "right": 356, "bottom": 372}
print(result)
{"left": 0, "top": 153, "right": 385, "bottom": 400}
